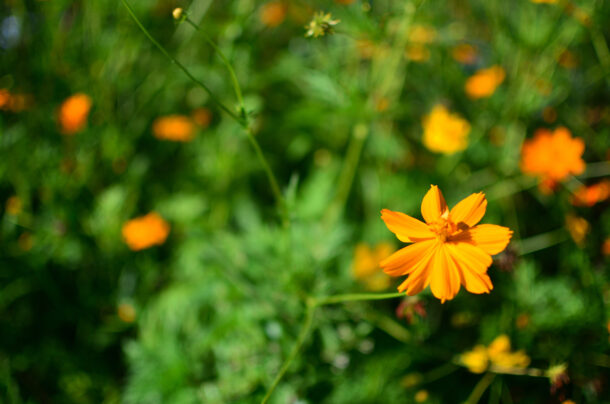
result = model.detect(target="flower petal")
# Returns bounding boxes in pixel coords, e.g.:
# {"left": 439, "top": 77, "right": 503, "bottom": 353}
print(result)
{"left": 421, "top": 185, "right": 448, "bottom": 224}
{"left": 445, "top": 241, "right": 492, "bottom": 274}
{"left": 429, "top": 244, "right": 461, "bottom": 302}
{"left": 465, "top": 224, "right": 513, "bottom": 255}
{"left": 446, "top": 242, "right": 493, "bottom": 294}
{"left": 396, "top": 243, "right": 438, "bottom": 295}
{"left": 450, "top": 192, "right": 487, "bottom": 227}
{"left": 381, "top": 209, "right": 435, "bottom": 242}
{"left": 380, "top": 239, "right": 437, "bottom": 276}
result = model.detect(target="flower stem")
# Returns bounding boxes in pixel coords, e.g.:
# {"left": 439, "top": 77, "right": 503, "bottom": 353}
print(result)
{"left": 314, "top": 291, "right": 405, "bottom": 306}
{"left": 120, "top": 0, "right": 243, "bottom": 125}
{"left": 184, "top": 18, "right": 245, "bottom": 117}
{"left": 517, "top": 228, "right": 567, "bottom": 256}
{"left": 261, "top": 301, "right": 316, "bottom": 404}
{"left": 465, "top": 373, "right": 496, "bottom": 404}
{"left": 121, "top": 1, "right": 287, "bottom": 214}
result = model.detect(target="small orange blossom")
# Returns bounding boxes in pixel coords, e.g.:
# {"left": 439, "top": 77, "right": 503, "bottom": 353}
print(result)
{"left": 381, "top": 186, "right": 512, "bottom": 302}
{"left": 152, "top": 115, "right": 195, "bottom": 142}
{"left": 59, "top": 93, "right": 92, "bottom": 135}
{"left": 122, "top": 212, "right": 170, "bottom": 251}
{"left": 465, "top": 65, "right": 505, "bottom": 99}
{"left": 520, "top": 127, "right": 585, "bottom": 186}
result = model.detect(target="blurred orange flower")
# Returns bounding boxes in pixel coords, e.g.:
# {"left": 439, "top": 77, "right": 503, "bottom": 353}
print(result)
{"left": 122, "top": 212, "right": 170, "bottom": 251}
{"left": 570, "top": 180, "right": 610, "bottom": 207}
{"left": 461, "top": 335, "right": 530, "bottom": 374}
{"left": 191, "top": 108, "right": 212, "bottom": 128}
{"left": 118, "top": 303, "right": 136, "bottom": 323}
{"left": 405, "top": 45, "right": 430, "bottom": 62}
{"left": 260, "top": 2, "right": 286, "bottom": 27}
{"left": 152, "top": 115, "right": 195, "bottom": 142}
{"left": 352, "top": 242, "right": 393, "bottom": 291}
{"left": 520, "top": 127, "right": 585, "bottom": 187}
{"left": 465, "top": 65, "right": 505, "bottom": 99}
{"left": 452, "top": 44, "right": 477, "bottom": 65}
{"left": 0, "top": 89, "right": 10, "bottom": 108}
{"left": 422, "top": 105, "right": 471, "bottom": 155}
{"left": 603, "top": 238, "right": 610, "bottom": 256}
{"left": 531, "top": 0, "right": 557, "bottom": 3}
{"left": 59, "top": 93, "right": 92, "bottom": 135}
{"left": 381, "top": 185, "right": 512, "bottom": 302}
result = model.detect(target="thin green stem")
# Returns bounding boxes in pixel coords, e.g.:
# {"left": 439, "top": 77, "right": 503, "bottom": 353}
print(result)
{"left": 121, "top": 1, "right": 286, "bottom": 214}
{"left": 517, "top": 228, "right": 567, "bottom": 256}
{"left": 120, "top": 0, "right": 243, "bottom": 125}
{"left": 185, "top": 18, "right": 245, "bottom": 115}
{"left": 580, "top": 161, "right": 610, "bottom": 179}
{"left": 314, "top": 291, "right": 405, "bottom": 306}
{"left": 261, "top": 302, "right": 316, "bottom": 404}
{"left": 466, "top": 373, "right": 496, "bottom": 404}
{"left": 245, "top": 127, "right": 287, "bottom": 218}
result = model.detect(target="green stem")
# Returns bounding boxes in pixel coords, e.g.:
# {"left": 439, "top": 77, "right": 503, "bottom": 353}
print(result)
{"left": 120, "top": 0, "right": 244, "bottom": 125}
{"left": 261, "top": 301, "right": 316, "bottom": 404}
{"left": 517, "top": 228, "right": 567, "bottom": 256}
{"left": 580, "top": 161, "right": 610, "bottom": 179}
{"left": 121, "top": 1, "right": 286, "bottom": 213}
{"left": 185, "top": 18, "right": 245, "bottom": 115}
{"left": 245, "top": 127, "right": 287, "bottom": 218}
{"left": 466, "top": 373, "right": 496, "bottom": 404}
{"left": 314, "top": 291, "right": 405, "bottom": 306}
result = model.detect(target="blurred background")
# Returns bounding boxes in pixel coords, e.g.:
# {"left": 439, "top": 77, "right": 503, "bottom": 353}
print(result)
{"left": 1, "top": 0, "right": 609, "bottom": 403}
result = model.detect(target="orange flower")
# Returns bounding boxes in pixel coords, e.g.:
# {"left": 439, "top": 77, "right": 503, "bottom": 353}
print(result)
{"left": 465, "top": 65, "right": 505, "bottom": 99}
{"left": 260, "top": 2, "right": 286, "bottom": 27}
{"left": 59, "top": 93, "right": 92, "bottom": 135}
{"left": 152, "top": 115, "right": 195, "bottom": 142}
{"left": 603, "top": 238, "right": 610, "bottom": 256}
{"left": 422, "top": 105, "right": 471, "bottom": 154}
{"left": 405, "top": 45, "right": 430, "bottom": 62}
{"left": 461, "top": 335, "right": 530, "bottom": 374}
{"left": 452, "top": 44, "right": 477, "bottom": 65}
{"left": 352, "top": 242, "right": 393, "bottom": 291}
{"left": 520, "top": 127, "right": 585, "bottom": 186}
{"left": 5, "top": 196, "right": 22, "bottom": 216}
{"left": 0, "top": 89, "right": 10, "bottom": 109}
{"left": 381, "top": 186, "right": 512, "bottom": 302}
{"left": 122, "top": 212, "right": 170, "bottom": 251}
{"left": 191, "top": 108, "right": 212, "bottom": 128}
{"left": 566, "top": 214, "right": 589, "bottom": 247}
{"left": 531, "top": 0, "right": 557, "bottom": 3}
{"left": 570, "top": 179, "right": 610, "bottom": 207}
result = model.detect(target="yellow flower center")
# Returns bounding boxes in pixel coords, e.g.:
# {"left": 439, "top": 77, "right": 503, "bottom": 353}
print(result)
{"left": 428, "top": 213, "right": 458, "bottom": 242}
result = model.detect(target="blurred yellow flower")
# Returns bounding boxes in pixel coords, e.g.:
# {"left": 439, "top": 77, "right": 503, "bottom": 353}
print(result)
{"left": 260, "top": 2, "right": 287, "bottom": 28}
{"left": 118, "top": 303, "right": 136, "bottom": 323}
{"left": 452, "top": 44, "right": 477, "bottom": 65}
{"left": 5, "top": 196, "right": 22, "bottom": 216}
{"left": 461, "top": 335, "right": 530, "bottom": 374}
{"left": 352, "top": 242, "right": 393, "bottom": 291}
{"left": 59, "top": 93, "right": 92, "bottom": 135}
{"left": 405, "top": 45, "right": 430, "bottom": 62}
{"left": 414, "top": 390, "right": 429, "bottom": 402}
{"left": 461, "top": 345, "right": 489, "bottom": 373}
{"left": 558, "top": 49, "right": 578, "bottom": 69}
{"left": 122, "top": 212, "right": 170, "bottom": 251}
{"left": 409, "top": 25, "right": 436, "bottom": 44}
{"left": 465, "top": 65, "right": 505, "bottom": 99}
{"left": 381, "top": 186, "right": 512, "bottom": 302}
{"left": 422, "top": 105, "right": 471, "bottom": 154}
{"left": 566, "top": 214, "right": 589, "bottom": 247}
{"left": 152, "top": 115, "right": 195, "bottom": 142}
{"left": 562, "top": 400, "right": 575, "bottom": 404}
{"left": 531, "top": 0, "right": 557, "bottom": 3}
{"left": 520, "top": 127, "right": 585, "bottom": 186}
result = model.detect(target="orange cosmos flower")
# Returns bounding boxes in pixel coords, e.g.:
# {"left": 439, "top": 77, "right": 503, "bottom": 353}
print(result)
{"left": 152, "top": 115, "right": 195, "bottom": 142}
{"left": 422, "top": 105, "right": 471, "bottom": 154}
{"left": 259, "top": 2, "right": 286, "bottom": 27}
{"left": 380, "top": 185, "right": 512, "bottom": 302}
{"left": 59, "top": 93, "right": 92, "bottom": 135}
{"left": 520, "top": 127, "right": 585, "bottom": 187}
{"left": 122, "top": 212, "right": 170, "bottom": 251}
{"left": 465, "top": 65, "right": 505, "bottom": 99}
{"left": 570, "top": 179, "right": 610, "bottom": 207}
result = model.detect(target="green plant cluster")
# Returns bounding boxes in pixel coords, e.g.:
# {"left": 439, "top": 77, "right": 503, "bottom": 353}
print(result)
{"left": 1, "top": 0, "right": 609, "bottom": 403}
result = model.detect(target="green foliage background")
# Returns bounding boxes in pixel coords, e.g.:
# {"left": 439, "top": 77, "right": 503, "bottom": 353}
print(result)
{"left": 1, "top": 0, "right": 609, "bottom": 403}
